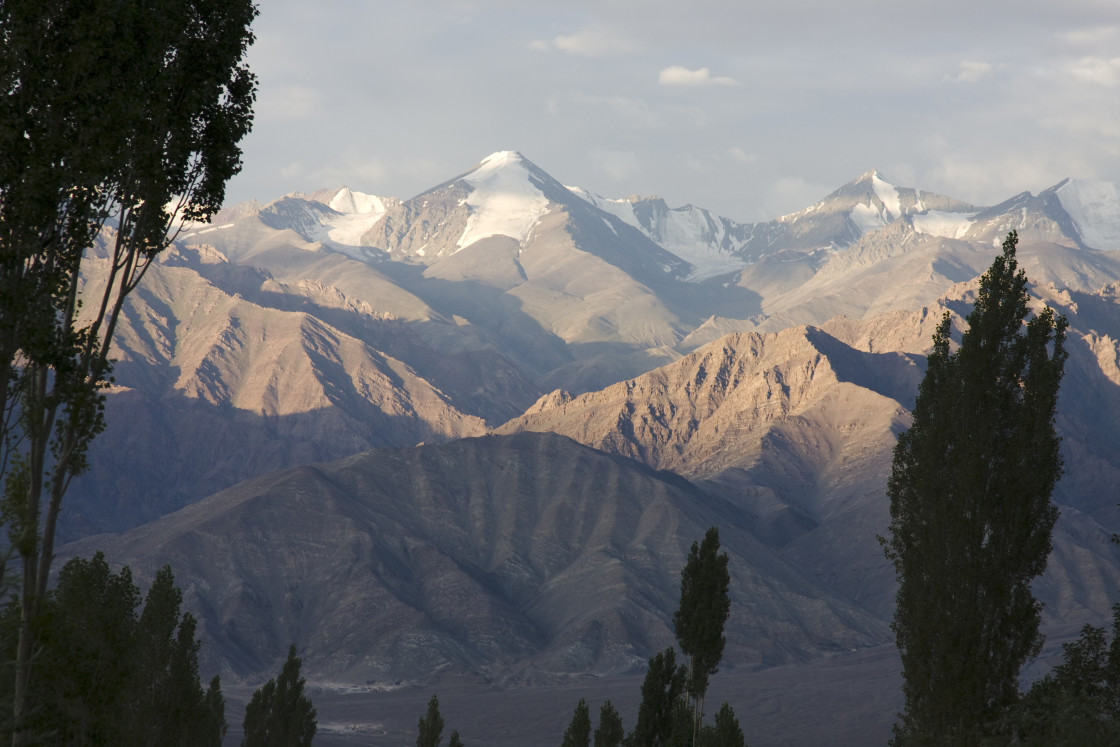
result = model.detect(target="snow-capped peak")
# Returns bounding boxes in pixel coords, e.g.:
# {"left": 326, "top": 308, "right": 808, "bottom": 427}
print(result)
{"left": 457, "top": 151, "right": 550, "bottom": 249}
{"left": 465, "top": 151, "right": 524, "bottom": 179}
{"left": 869, "top": 172, "right": 902, "bottom": 220}
{"left": 848, "top": 170, "right": 904, "bottom": 234}
{"left": 328, "top": 187, "right": 388, "bottom": 215}
{"left": 1056, "top": 179, "right": 1120, "bottom": 251}
{"left": 565, "top": 187, "right": 754, "bottom": 281}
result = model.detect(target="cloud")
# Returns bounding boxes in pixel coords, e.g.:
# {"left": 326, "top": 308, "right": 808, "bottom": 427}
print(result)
{"left": 532, "top": 26, "right": 639, "bottom": 57}
{"left": 950, "top": 60, "right": 992, "bottom": 82}
{"left": 729, "top": 147, "right": 756, "bottom": 165}
{"left": 1058, "top": 25, "right": 1119, "bottom": 47}
{"left": 658, "top": 66, "right": 740, "bottom": 87}
{"left": 1071, "top": 56, "right": 1120, "bottom": 87}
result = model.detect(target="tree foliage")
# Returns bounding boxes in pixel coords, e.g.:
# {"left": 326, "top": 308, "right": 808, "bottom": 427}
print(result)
{"left": 627, "top": 647, "right": 686, "bottom": 747}
{"left": 561, "top": 698, "right": 591, "bottom": 747}
{"left": 417, "top": 694, "right": 445, "bottom": 747}
{"left": 882, "top": 232, "right": 1067, "bottom": 743}
{"left": 0, "top": 0, "right": 257, "bottom": 738}
{"left": 1013, "top": 601, "right": 1120, "bottom": 745}
{"left": 673, "top": 526, "right": 731, "bottom": 741}
{"left": 241, "top": 645, "right": 317, "bottom": 747}
{"left": 594, "top": 700, "right": 625, "bottom": 747}
{"left": 695, "top": 702, "right": 746, "bottom": 747}
{"left": 0, "top": 552, "right": 225, "bottom": 745}
{"left": 556, "top": 528, "right": 740, "bottom": 746}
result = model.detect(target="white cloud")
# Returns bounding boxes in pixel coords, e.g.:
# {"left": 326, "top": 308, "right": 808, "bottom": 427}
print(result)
{"left": 1071, "top": 56, "right": 1120, "bottom": 87}
{"left": 951, "top": 60, "right": 992, "bottom": 82}
{"left": 533, "top": 26, "right": 639, "bottom": 57}
{"left": 729, "top": 147, "right": 756, "bottom": 164}
{"left": 1058, "top": 25, "right": 1119, "bottom": 47}
{"left": 658, "top": 66, "right": 740, "bottom": 87}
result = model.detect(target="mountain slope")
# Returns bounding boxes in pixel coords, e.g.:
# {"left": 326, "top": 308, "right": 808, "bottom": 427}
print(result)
{"left": 46, "top": 156, "right": 1120, "bottom": 740}
{"left": 64, "top": 247, "right": 491, "bottom": 539}
{"left": 61, "top": 432, "right": 889, "bottom": 685}
{"left": 67, "top": 154, "right": 1120, "bottom": 558}
{"left": 497, "top": 303, "right": 1120, "bottom": 621}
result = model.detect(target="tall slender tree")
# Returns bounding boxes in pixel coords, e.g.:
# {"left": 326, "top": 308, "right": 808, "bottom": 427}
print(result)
{"left": 561, "top": 698, "right": 592, "bottom": 747}
{"left": 673, "top": 526, "right": 731, "bottom": 743}
{"left": 417, "top": 694, "right": 445, "bottom": 747}
{"left": 594, "top": 700, "right": 625, "bottom": 747}
{"left": 241, "top": 645, "right": 316, "bottom": 747}
{"left": 627, "top": 647, "right": 686, "bottom": 747}
{"left": 0, "top": 1, "right": 257, "bottom": 739}
{"left": 882, "top": 232, "right": 1067, "bottom": 743}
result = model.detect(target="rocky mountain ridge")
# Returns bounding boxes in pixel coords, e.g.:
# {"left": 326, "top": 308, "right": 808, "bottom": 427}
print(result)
{"left": 59, "top": 153, "right": 1120, "bottom": 701}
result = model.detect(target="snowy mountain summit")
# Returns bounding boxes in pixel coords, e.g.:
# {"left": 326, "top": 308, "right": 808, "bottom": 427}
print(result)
{"left": 1054, "top": 179, "right": 1120, "bottom": 251}
{"left": 456, "top": 151, "right": 552, "bottom": 249}
{"left": 198, "top": 153, "right": 1120, "bottom": 288}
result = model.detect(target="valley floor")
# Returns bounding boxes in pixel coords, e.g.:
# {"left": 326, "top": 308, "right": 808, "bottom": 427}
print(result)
{"left": 223, "top": 645, "right": 903, "bottom": 746}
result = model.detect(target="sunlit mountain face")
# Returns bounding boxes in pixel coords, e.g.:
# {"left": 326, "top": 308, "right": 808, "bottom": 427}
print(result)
{"left": 61, "top": 153, "right": 1120, "bottom": 743}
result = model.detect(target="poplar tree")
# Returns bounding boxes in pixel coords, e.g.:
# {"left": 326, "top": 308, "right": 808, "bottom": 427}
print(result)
{"left": 594, "top": 700, "right": 625, "bottom": 747}
{"left": 627, "top": 647, "right": 686, "bottom": 747}
{"left": 673, "top": 526, "right": 731, "bottom": 742}
{"left": 241, "top": 646, "right": 317, "bottom": 747}
{"left": 0, "top": 553, "right": 226, "bottom": 745}
{"left": 0, "top": 1, "right": 257, "bottom": 739}
{"left": 1014, "top": 600, "right": 1120, "bottom": 743}
{"left": 417, "top": 694, "right": 445, "bottom": 747}
{"left": 561, "top": 698, "right": 591, "bottom": 747}
{"left": 882, "top": 232, "right": 1067, "bottom": 744}
{"left": 704, "top": 702, "right": 746, "bottom": 747}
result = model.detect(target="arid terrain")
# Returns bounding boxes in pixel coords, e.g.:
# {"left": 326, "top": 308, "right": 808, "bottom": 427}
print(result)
{"left": 61, "top": 153, "right": 1120, "bottom": 743}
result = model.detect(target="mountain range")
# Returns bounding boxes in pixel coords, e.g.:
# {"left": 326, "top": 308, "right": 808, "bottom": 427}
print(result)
{"left": 61, "top": 152, "right": 1120, "bottom": 741}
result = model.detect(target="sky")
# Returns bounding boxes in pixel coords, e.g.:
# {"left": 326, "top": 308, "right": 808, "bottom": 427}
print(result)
{"left": 223, "top": 0, "right": 1120, "bottom": 223}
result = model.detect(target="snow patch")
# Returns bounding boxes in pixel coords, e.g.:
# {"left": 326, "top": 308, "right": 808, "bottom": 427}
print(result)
{"left": 1056, "top": 179, "right": 1120, "bottom": 251}
{"left": 568, "top": 187, "right": 749, "bottom": 281}
{"left": 912, "top": 211, "right": 976, "bottom": 239}
{"left": 569, "top": 187, "right": 642, "bottom": 229}
{"left": 190, "top": 223, "right": 234, "bottom": 236}
{"left": 319, "top": 188, "right": 390, "bottom": 248}
{"left": 655, "top": 205, "right": 749, "bottom": 281}
{"left": 325, "top": 212, "right": 387, "bottom": 246}
{"left": 328, "top": 187, "right": 387, "bottom": 215}
{"left": 870, "top": 173, "right": 902, "bottom": 220}
{"left": 457, "top": 151, "right": 550, "bottom": 249}
{"left": 850, "top": 202, "right": 889, "bottom": 234}
{"left": 848, "top": 172, "right": 906, "bottom": 236}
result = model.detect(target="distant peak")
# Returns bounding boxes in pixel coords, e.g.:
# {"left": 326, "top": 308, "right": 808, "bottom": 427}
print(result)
{"left": 478, "top": 151, "right": 525, "bottom": 168}
{"left": 461, "top": 152, "right": 538, "bottom": 186}
{"left": 854, "top": 169, "right": 891, "bottom": 185}
{"left": 326, "top": 186, "right": 389, "bottom": 215}
{"left": 456, "top": 151, "right": 550, "bottom": 249}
